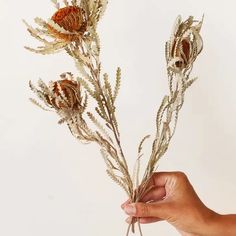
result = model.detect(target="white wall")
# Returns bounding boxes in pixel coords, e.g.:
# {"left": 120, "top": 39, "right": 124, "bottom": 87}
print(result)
{"left": 1, "top": 0, "right": 236, "bottom": 235}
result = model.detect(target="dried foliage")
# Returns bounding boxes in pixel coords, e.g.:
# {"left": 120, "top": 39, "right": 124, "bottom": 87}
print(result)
{"left": 24, "top": 1, "right": 203, "bottom": 235}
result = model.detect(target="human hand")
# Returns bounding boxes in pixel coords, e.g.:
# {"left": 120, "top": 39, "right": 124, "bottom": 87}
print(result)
{"left": 121, "top": 172, "right": 218, "bottom": 236}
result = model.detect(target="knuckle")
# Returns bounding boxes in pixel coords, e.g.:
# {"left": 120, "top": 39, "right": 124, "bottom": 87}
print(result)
{"left": 174, "top": 171, "right": 188, "bottom": 182}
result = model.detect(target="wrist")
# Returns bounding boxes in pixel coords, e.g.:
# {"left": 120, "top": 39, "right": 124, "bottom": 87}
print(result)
{"left": 200, "top": 212, "right": 236, "bottom": 236}
{"left": 195, "top": 209, "right": 219, "bottom": 236}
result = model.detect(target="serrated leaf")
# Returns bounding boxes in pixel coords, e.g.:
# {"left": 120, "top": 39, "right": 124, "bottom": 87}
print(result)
{"left": 87, "top": 112, "right": 113, "bottom": 143}
{"left": 100, "top": 149, "right": 118, "bottom": 170}
{"left": 156, "top": 96, "right": 169, "bottom": 130}
{"left": 138, "top": 135, "right": 151, "bottom": 155}
{"left": 77, "top": 77, "right": 96, "bottom": 99}
{"left": 184, "top": 77, "right": 198, "bottom": 91}
{"left": 113, "top": 67, "right": 121, "bottom": 103}
{"left": 106, "top": 169, "right": 129, "bottom": 196}
{"left": 103, "top": 73, "right": 114, "bottom": 106}
{"left": 29, "top": 98, "right": 51, "bottom": 111}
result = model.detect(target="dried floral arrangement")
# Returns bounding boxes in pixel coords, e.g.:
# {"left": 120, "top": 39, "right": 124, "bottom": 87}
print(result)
{"left": 24, "top": 0, "right": 203, "bottom": 235}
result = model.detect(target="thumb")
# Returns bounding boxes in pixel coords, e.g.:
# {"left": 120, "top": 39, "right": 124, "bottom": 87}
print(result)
{"left": 124, "top": 201, "right": 170, "bottom": 219}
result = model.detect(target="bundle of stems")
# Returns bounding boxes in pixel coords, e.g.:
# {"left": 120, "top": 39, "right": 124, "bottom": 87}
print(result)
{"left": 24, "top": 1, "right": 203, "bottom": 235}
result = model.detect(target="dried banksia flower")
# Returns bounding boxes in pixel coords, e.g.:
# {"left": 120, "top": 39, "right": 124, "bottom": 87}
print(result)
{"left": 29, "top": 72, "right": 87, "bottom": 115}
{"left": 29, "top": 72, "right": 93, "bottom": 143}
{"left": 23, "top": 0, "right": 108, "bottom": 54}
{"left": 48, "top": 73, "right": 83, "bottom": 110}
{"left": 48, "top": 6, "right": 87, "bottom": 42}
{"left": 166, "top": 15, "right": 203, "bottom": 71}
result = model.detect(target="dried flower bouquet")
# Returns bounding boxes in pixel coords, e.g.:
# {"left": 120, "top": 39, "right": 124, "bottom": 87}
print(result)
{"left": 24, "top": 0, "right": 203, "bottom": 235}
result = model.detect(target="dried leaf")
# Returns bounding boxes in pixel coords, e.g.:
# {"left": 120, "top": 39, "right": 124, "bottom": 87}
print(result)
{"left": 87, "top": 112, "right": 113, "bottom": 143}
{"left": 103, "top": 73, "right": 114, "bottom": 106}
{"left": 113, "top": 67, "right": 121, "bottom": 103}
{"left": 77, "top": 77, "right": 96, "bottom": 99}
{"left": 29, "top": 98, "right": 51, "bottom": 111}
{"left": 106, "top": 169, "right": 129, "bottom": 196}
{"left": 138, "top": 135, "right": 151, "bottom": 155}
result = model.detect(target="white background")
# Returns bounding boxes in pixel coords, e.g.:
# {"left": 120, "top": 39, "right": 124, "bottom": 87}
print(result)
{"left": 1, "top": 0, "right": 236, "bottom": 235}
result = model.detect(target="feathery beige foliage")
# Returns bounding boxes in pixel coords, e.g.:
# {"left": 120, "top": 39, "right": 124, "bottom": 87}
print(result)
{"left": 24, "top": 1, "right": 203, "bottom": 235}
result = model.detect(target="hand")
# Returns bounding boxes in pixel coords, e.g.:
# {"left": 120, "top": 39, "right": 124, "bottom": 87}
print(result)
{"left": 121, "top": 172, "right": 218, "bottom": 236}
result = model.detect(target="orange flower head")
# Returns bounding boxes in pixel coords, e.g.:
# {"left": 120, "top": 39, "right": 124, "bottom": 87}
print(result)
{"left": 47, "top": 75, "right": 82, "bottom": 110}
{"left": 49, "top": 6, "right": 87, "bottom": 41}
{"left": 171, "top": 38, "right": 191, "bottom": 69}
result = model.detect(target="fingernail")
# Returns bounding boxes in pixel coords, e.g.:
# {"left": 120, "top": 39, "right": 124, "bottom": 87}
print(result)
{"left": 124, "top": 204, "right": 136, "bottom": 215}
{"left": 125, "top": 217, "right": 131, "bottom": 223}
